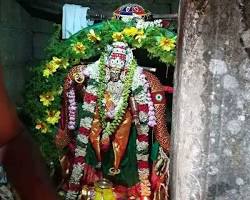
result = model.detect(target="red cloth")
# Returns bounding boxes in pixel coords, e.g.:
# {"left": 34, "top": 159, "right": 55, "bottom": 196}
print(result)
{"left": 164, "top": 86, "right": 174, "bottom": 94}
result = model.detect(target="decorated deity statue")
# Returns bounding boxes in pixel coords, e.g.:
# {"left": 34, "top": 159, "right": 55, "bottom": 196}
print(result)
{"left": 55, "top": 41, "right": 171, "bottom": 200}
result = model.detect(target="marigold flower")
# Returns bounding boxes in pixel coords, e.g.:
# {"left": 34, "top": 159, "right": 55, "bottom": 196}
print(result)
{"left": 122, "top": 27, "right": 139, "bottom": 37}
{"left": 87, "top": 29, "right": 101, "bottom": 42}
{"left": 39, "top": 92, "right": 55, "bottom": 106}
{"left": 71, "top": 42, "right": 86, "bottom": 54}
{"left": 159, "top": 37, "right": 176, "bottom": 51}
{"left": 46, "top": 110, "right": 61, "bottom": 125}
{"left": 112, "top": 32, "right": 124, "bottom": 41}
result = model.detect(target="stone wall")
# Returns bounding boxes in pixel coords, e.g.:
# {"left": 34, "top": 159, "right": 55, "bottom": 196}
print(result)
{"left": 0, "top": 0, "right": 54, "bottom": 104}
{"left": 171, "top": 0, "right": 250, "bottom": 199}
{"left": 0, "top": 0, "right": 32, "bottom": 103}
{"left": 32, "top": 17, "right": 54, "bottom": 60}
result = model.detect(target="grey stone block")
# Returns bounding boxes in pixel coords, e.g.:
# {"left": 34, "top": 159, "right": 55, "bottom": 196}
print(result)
{"left": 0, "top": 0, "right": 31, "bottom": 30}
{"left": 32, "top": 17, "right": 54, "bottom": 34}
{"left": 0, "top": 28, "right": 32, "bottom": 67}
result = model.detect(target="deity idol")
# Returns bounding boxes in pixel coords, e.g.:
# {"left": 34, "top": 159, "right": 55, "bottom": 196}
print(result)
{"left": 56, "top": 42, "right": 170, "bottom": 200}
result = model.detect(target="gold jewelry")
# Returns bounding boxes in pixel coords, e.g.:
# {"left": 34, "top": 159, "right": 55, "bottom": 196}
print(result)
{"left": 108, "top": 167, "right": 121, "bottom": 176}
{"left": 73, "top": 72, "right": 85, "bottom": 83}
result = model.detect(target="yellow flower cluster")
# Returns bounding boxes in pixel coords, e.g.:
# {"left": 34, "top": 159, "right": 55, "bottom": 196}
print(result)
{"left": 159, "top": 37, "right": 176, "bottom": 51}
{"left": 123, "top": 27, "right": 139, "bottom": 37}
{"left": 87, "top": 29, "right": 101, "bottom": 42}
{"left": 43, "top": 57, "right": 69, "bottom": 78}
{"left": 112, "top": 27, "right": 146, "bottom": 44}
{"left": 37, "top": 89, "right": 62, "bottom": 132}
{"left": 71, "top": 42, "right": 86, "bottom": 54}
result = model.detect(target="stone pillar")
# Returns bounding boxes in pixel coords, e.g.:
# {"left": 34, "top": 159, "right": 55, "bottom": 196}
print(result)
{"left": 171, "top": 0, "right": 250, "bottom": 199}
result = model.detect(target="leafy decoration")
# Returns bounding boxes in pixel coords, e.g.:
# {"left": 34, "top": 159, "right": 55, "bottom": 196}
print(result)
{"left": 22, "top": 19, "right": 176, "bottom": 164}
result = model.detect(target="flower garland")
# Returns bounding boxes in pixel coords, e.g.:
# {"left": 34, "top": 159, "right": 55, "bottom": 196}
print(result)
{"left": 66, "top": 88, "right": 77, "bottom": 130}
{"left": 132, "top": 68, "right": 152, "bottom": 198}
{"left": 136, "top": 19, "right": 163, "bottom": 29}
{"left": 147, "top": 90, "right": 157, "bottom": 127}
{"left": 97, "top": 54, "right": 137, "bottom": 140}
{"left": 66, "top": 77, "right": 98, "bottom": 199}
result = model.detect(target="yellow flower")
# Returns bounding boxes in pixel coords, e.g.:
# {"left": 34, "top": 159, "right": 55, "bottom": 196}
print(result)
{"left": 71, "top": 42, "right": 86, "bottom": 54}
{"left": 159, "top": 37, "right": 176, "bottom": 51}
{"left": 112, "top": 32, "right": 124, "bottom": 41}
{"left": 43, "top": 68, "right": 52, "bottom": 78}
{"left": 122, "top": 27, "right": 139, "bottom": 37}
{"left": 46, "top": 110, "right": 61, "bottom": 125}
{"left": 42, "top": 57, "right": 61, "bottom": 78}
{"left": 51, "top": 57, "right": 62, "bottom": 65}
{"left": 51, "top": 57, "right": 69, "bottom": 69}
{"left": 135, "top": 30, "right": 146, "bottom": 43}
{"left": 35, "top": 121, "right": 49, "bottom": 133}
{"left": 87, "top": 29, "right": 101, "bottom": 42}
{"left": 39, "top": 92, "right": 55, "bottom": 106}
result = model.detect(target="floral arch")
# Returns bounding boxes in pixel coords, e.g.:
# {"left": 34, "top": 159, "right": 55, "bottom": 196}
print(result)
{"left": 23, "top": 19, "right": 177, "bottom": 164}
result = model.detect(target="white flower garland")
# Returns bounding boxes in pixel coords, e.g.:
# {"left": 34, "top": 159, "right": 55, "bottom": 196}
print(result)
{"left": 136, "top": 19, "right": 163, "bottom": 29}
{"left": 66, "top": 75, "right": 98, "bottom": 200}
{"left": 132, "top": 67, "right": 152, "bottom": 197}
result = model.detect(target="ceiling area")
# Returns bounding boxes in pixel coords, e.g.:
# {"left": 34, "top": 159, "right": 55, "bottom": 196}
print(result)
{"left": 16, "top": 0, "right": 179, "bottom": 23}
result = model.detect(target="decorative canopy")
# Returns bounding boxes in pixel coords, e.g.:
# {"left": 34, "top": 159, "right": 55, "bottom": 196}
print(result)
{"left": 113, "top": 4, "right": 151, "bottom": 21}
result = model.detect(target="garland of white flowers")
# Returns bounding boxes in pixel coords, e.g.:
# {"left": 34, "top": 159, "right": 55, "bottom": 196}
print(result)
{"left": 66, "top": 76, "right": 98, "bottom": 199}
{"left": 131, "top": 68, "right": 152, "bottom": 198}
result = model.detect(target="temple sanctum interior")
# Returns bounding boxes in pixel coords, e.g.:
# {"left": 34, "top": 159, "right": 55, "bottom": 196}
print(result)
{"left": 0, "top": 0, "right": 250, "bottom": 200}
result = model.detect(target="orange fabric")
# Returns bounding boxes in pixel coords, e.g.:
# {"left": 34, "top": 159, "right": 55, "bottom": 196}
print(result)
{"left": 112, "top": 110, "right": 132, "bottom": 170}
{"left": 89, "top": 110, "right": 102, "bottom": 162}
{"left": 104, "top": 92, "right": 115, "bottom": 111}
{"left": 0, "top": 66, "right": 22, "bottom": 146}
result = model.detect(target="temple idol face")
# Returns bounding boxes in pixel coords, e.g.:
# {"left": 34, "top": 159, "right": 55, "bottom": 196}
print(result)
{"left": 107, "top": 43, "right": 127, "bottom": 82}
